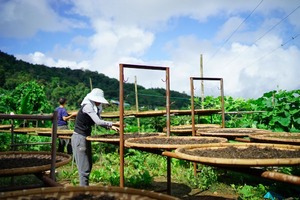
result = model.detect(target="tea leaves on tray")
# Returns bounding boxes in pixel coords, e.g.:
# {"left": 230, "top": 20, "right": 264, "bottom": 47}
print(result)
{"left": 132, "top": 137, "right": 222, "bottom": 145}
{"left": 0, "top": 158, "right": 62, "bottom": 170}
{"left": 180, "top": 146, "right": 300, "bottom": 159}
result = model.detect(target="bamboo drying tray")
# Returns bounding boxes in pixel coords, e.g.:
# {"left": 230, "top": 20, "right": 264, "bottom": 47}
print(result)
{"left": 175, "top": 143, "right": 300, "bottom": 167}
{"left": 101, "top": 109, "right": 222, "bottom": 118}
{"left": 125, "top": 136, "right": 228, "bottom": 150}
{"left": 249, "top": 132, "right": 300, "bottom": 145}
{"left": 10, "top": 127, "right": 52, "bottom": 134}
{"left": 196, "top": 128, "right": 272, "bottom": 138}
{"left": 0, "top": 186, "right": 180, "bottom": 200}
{"left": 163, "top": 124, "right": 221, "bottom": 134}
{"left": 36, "top": 129, "right": 74, "bottom": 136}
{"left": 0, "top": 125, "right": 11, "bottom": 130}
{"left": 0, "top": 151, "right": 72, "bottom": 176}
{"left": 86, "top": 132, "right": 166, "bottom": 142}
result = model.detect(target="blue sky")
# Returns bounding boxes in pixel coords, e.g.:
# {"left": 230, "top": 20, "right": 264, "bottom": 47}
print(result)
{"left": 0, "top": 0, "right": 299, "bottom": 99}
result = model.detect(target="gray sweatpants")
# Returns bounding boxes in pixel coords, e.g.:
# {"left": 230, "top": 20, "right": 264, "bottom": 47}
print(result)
{"left": 71, "top": 133, "right": 92, "bottom": 186}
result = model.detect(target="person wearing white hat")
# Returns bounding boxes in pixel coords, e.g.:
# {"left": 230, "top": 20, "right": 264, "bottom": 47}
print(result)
{"left": 72, "top": 88, "right": 120, "bottom": 186}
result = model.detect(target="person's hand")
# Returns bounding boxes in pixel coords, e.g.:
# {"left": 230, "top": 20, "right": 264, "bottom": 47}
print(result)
{"left": 112, "top": 121, "right": 126, "bottom": 127}
{"left": 111, "top": 126, "right": 119, "bottom": 132}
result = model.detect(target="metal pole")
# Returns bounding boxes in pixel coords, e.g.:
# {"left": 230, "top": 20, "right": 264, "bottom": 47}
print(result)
{"left": 166, "top": 68, "right": 171, "bottom": 138}
{"left": 119, "top": 64, "right": 125, "bottom": 187}
{"left": 50, "top": 111, "right": 58, "bottom": 180}
{"left": 220, "top": 79, "right": 225, "bottom": 128}
{"left": 35, "top": 172, "right": 62, "bottom": 187}
{"left": 165, "top": 67, "right": 171, "bottom": 195}
{"left": 190, "top": 78, "right": 197, "bottom": 177}
{"left": 10, "top": 119, "right": 14, "bottom": 151}
{"left": 10, "top": 120, "right": 14, "bottom": 186}
{"left": 134, "top": 76, "right": 140, "bottom": 132}
{"left": 190, "top": 78, "right": 195, "bottom": 136}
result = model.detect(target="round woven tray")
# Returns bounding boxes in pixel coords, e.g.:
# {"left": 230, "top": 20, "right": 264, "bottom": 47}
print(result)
{"left": 10, "top": 127, "right": 52, "bottom": 134}
{"left": 249, "top": 132, "right": 300, "bottom": 145}
{"left": 37, "top": 129, "right": 74, "bottom": 136}
{"left": 196, "top": 128, "right": 272, "bottom": 138}
{"left": 0, "top": 185, "right": 180, "bottom": 200}
{"left": 175, "top": 143, "right": 300, "bottom": 167}
{"left": 0, "top": 151, "right": 72, "bottom": 176}
{"left": 0, "top": 125, "right": 11, "bottom": 130}
{"left": 163, "top": 124, "right": 221, "bottom": 134}
{"left": 86, "top": 132, "right": 166, "bottom": 142}
{"left": 125, "top": 136, "right": 228, "bottom": 150}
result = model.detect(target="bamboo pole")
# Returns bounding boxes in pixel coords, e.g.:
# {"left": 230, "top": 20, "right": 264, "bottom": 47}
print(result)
{"left": 134, "top": 76, "right": 140, "bottom": 132}
{"left": 200, "top": 54, "right": 204, "bottom": 109}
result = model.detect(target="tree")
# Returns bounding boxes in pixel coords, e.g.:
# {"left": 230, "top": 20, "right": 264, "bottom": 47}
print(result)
{"left": 0, "top": 65, "right": 5, "bottom": 87}
{"left": 2, "top": 81, "right": 51, "bottom": 114}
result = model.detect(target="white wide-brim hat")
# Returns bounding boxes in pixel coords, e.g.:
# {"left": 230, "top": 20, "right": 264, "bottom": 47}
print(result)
{"left": 86, "top": 88, "right": 109, "bottom": 104}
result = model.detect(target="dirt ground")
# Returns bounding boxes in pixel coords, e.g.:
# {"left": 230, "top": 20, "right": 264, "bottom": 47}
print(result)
{"left": 58, "top": 178, "right": 238, "bottom": 200}
{"left": 148, "top": 177, "right": 238, "bottom": 200}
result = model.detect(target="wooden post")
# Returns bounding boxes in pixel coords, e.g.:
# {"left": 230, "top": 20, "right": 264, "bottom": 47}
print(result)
{"left": 134, "top": 76, "right": 140, "bottom": 132}
{"left": 89, "top": 78, "right": 93, "bottom": 91}
{"left": 119, "top": 64, "right": 125, "bottom": 187}
{"left": 200, "top": 54, "right": 204, "bottom": 109}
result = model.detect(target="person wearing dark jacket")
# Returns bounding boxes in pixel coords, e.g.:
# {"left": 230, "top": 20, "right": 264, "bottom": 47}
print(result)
{"left": 72, "top": 88, "right": 120, "bottom": 186}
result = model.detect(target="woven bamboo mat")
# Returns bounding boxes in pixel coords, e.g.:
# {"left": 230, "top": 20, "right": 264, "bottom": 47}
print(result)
{"left": 0, "top": 186, "right": 180, "bottom": 200}
{"left": 37, "top": 130, "right": 74, "bottom": 136}
{"left": 101, "top": 109, "right": 222, "bottom": 118}
{"left": 0, "top": 151, "right": 72, "bottom": 176}
{"left": 130, "top": 109, "right": 222, "bottom": 117}
{"left": 249, "top": 132, "right": 300, "bottom": 145}
{"left": 125, "top": 136, "right": 228, "bottom": 150}
{"left": 10, "top": 127, "right": 52, "bottom": 134}
{"left": 175, "top": 143, "right": 300, "bottom": 167}
{"left": 86, "top": 132, "right": 166, "bottom": 142}
{"left": 197, "top": 128, "right": 272, "bottom": 138}
{"left": 0, "top": 125, "right": 11, "bottom": 130}
{"left": 163, "top": 124, "right": 221, "bottom": 134}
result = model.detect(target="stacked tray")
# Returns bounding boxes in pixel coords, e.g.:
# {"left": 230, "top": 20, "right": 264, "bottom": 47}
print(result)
{"left": 163, "top": 124, "right": 221, "bottom": 135}
{"left": 175, "top": 143, "right": 300, "bottom": 167}
{"left": 9, "top": 127, "right": 52, "bottom": 134}
{"left": 0, "top": 186, "right": 180, "bottom": 200}
{"left": 249, "top": 132, "right": 300, "bottom": 145}
{"left": 86, "top": 132, "right": 166, "bottom": 143}
{"left": 0, "top": 125, "right": 11, "bottom": 130}
{"left": 125, "top": 136, "right": 228, "bottom": 150}
{"left": 0, "top": 151, "right": 72, "bottom": 176}
{"left": 197, "top": 128, "right": 272, "bottom": 138}
{"left": 37, "top": 129, "right": 74, "bottom": 136}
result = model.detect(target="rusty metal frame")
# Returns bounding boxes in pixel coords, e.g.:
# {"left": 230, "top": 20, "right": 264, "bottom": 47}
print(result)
{"left": 190, "top": 77, "right": 225, "bottom": 136}
{"left": 0, "top": 112, "right": 58, "bottom": 180}
{"left": 119, "top": 64, "right": 171, "bottom": 194}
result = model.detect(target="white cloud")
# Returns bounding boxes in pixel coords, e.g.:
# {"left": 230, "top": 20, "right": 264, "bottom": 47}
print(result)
{"left": 47, "top": 44, "right": 91, "bottom": 62}
{"left": 16, "top": 52, "right": 90, "bottom": 70}
{"left": 161, "top": 32, "right": 300, "bottom": 99}
{"left": 0, "top": 0, "right": 87, "bottom": 38}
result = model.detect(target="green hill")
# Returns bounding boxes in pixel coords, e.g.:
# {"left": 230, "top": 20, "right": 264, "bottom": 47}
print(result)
{"left": 0, "top": 50, "right": 190, "bottom": 110}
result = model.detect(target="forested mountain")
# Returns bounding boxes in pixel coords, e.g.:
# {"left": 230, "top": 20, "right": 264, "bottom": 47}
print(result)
{"left": 0, "top": 50, "right": 190, "bottom": 111}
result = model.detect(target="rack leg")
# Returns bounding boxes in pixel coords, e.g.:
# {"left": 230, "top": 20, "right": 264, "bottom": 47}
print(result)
{"left": 167, "top": 157, "right": 171, "bottom": 195}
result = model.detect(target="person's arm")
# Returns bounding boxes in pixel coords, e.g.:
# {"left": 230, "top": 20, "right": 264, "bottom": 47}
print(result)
{"left": 62, "top": 112, "right": 77, "bottom": 121}
{"left": 83, "top": 104, "right": 119, "bottom": 131}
